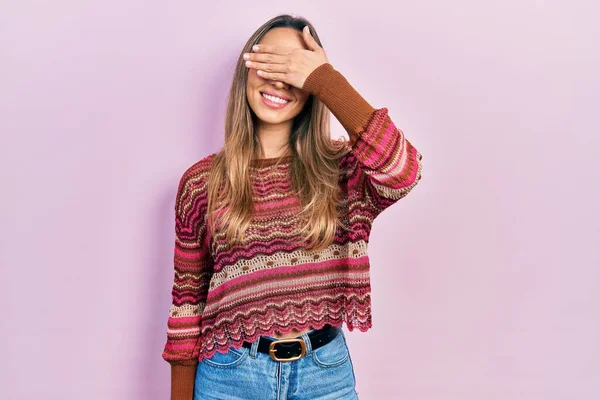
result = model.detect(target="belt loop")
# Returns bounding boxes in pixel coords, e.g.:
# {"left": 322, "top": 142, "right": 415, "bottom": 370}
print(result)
{"left": 249, "top": 337, "right": 260, "bottom": 358}
{"left": 299, "top": 331, "right": 313, "bottom": 356}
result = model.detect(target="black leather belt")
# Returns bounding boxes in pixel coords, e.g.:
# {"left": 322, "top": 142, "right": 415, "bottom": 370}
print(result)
{"left": 242, "top": 324, "right": 339, "bottom": 362}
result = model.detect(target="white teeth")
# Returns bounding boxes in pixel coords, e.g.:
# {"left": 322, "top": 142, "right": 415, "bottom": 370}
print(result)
{"left": 262, "top": 93, "right": 289, "bottom": 104}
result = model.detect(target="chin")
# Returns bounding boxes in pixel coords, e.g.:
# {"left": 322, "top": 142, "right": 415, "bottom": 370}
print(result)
{"left": 251, "top": 97, "right": 298, "bottom": 123}
{"left": 254, "top": 111, "right": 293, "bottom": 124}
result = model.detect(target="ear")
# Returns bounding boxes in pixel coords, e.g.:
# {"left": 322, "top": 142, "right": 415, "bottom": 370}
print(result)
{"left": 302, "top": 25, "right": 321, "bottom": 51}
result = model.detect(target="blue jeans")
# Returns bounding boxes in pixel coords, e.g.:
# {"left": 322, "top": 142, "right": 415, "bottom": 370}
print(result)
{"left": 194, "top": 326, "right": 359, "bottom": 399}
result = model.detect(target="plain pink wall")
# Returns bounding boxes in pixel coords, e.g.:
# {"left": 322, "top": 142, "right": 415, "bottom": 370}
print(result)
{"left": 1, "top": 1, "right": 598, "bottom": 399}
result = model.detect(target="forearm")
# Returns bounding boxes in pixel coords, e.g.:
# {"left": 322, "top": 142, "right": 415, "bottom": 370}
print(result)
{"left": 170, "top": 362, "right": 198, "bottom": 400}
{"left": 302, "top": 62, "right": 375, "bottom": 141}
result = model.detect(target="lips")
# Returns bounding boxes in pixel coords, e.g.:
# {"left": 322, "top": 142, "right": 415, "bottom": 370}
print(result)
{"left": 260, "top": 91, "right": 291, "bottom": 109}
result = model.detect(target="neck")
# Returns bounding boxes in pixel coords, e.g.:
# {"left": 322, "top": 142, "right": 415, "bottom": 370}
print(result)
{"left": 256, "top": 120, "right": 292, "bottom": 158}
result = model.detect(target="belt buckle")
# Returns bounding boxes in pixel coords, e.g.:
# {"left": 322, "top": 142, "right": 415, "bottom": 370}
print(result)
{"left": 268, "top": 338, "right": 307, "bottom": 362}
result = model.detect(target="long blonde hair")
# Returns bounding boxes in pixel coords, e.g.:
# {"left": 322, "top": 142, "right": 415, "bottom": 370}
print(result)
{"left": 206, "top": 14, "right": 350, "bottom": 253}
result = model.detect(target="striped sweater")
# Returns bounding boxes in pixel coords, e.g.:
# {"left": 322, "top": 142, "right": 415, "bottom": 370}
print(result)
{"left": 162, "top": 62, "right": 423, "bottom": 398}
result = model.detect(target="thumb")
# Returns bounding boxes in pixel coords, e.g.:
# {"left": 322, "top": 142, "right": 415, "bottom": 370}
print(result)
{"left": 303, "top": 25, "right": 320, "bottom": 51}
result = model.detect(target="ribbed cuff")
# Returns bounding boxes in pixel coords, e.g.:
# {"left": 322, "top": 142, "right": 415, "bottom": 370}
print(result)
{"left": 302, "top": 63, "right": 376, "bottom": 139}
{"left": 170, "top": 362, "right": 198, "bottom": 400}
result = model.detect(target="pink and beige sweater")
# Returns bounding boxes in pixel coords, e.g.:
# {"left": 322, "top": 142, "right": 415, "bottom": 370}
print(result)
{"left": 162, "top": 62, "right": 423, "bottom": 399}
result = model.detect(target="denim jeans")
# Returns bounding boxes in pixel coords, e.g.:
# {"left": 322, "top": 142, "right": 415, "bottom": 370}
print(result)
{"left": 194, "top": 326, "right": 359, "bottom": 399}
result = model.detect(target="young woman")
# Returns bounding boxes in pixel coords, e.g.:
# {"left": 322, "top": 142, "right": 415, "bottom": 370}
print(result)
{"left": 162, "top": 14, "right": 423, "bottom": 400}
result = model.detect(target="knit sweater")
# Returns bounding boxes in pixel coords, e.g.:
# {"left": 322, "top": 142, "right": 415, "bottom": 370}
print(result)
{"left": 162, "top": 62, "right": 423, "bottom": 399}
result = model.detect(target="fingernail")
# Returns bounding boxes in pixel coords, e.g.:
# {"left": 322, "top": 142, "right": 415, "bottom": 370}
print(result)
{"left": 252, "top": 45, "right": 259, "bottom": 51}
{"left": 243, "top": 53, "right": 249, "bottom": 60}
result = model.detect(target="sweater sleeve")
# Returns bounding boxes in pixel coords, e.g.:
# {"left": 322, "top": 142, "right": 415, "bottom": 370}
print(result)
{"left": 302, "top": 62, "right": 423, "bottom": 216}
{"left": 162, "top": 164, "right": 213, "bottom": 400}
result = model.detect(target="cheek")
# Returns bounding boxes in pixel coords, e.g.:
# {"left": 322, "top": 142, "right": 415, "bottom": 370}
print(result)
{"left": 246, "top": 69, "right": 263, "bottom": 89}
{"left": 294, "top": 92, "right": 310, "bottom": 109}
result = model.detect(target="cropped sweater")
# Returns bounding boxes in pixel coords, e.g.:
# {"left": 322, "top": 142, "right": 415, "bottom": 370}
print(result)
{"left": 162, "top": 62, "right": 423, "bottom": 399}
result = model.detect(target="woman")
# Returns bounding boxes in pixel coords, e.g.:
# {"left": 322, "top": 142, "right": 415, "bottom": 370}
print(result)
{"left": 162, "top": 14, "right": 423, "bottom": 400}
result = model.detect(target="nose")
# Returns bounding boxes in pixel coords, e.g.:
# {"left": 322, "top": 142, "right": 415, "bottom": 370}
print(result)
{"left": 270, "top": 80, "right": 290, "bottom": 90}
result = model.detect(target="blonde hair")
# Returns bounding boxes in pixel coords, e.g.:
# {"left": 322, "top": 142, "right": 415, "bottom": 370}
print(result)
{"left": 206, "top": 14, "right": 350, "bottom": 252}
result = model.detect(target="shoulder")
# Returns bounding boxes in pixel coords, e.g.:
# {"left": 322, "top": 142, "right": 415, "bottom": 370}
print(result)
{"left": 176, "top": 152, "right": 218, "bottom": 194}
{"left": 331, "top": 137, "right": 359, "bottom": 174}
{"left": 330, "top": 137, "right": 352, "bottom": 159}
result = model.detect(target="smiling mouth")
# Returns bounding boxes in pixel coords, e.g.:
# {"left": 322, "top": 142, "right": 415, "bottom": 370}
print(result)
{"left": 260, "top": 92, "right": 291, "bottom": 109}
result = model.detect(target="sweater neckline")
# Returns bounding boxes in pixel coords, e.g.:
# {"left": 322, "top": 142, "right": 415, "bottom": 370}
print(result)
{"left": 250, "top": 154, "right": 293, "bottom": 167}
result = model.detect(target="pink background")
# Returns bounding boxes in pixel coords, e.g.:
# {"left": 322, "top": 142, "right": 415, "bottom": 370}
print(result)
{"left": 1, "top": 1, "right": 599, "bottom": 399}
